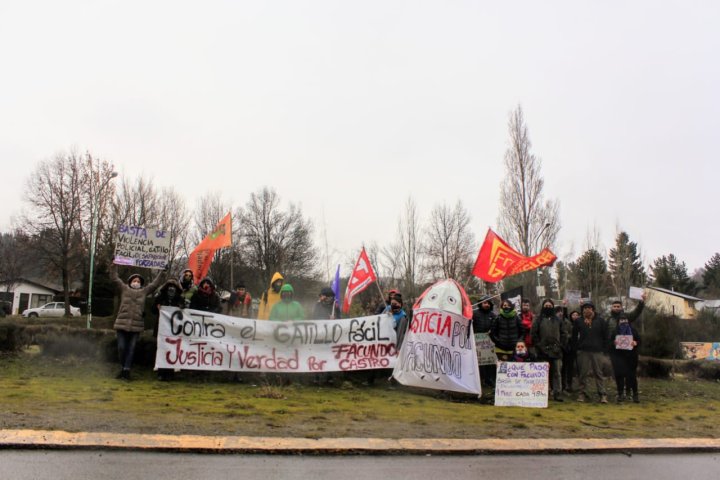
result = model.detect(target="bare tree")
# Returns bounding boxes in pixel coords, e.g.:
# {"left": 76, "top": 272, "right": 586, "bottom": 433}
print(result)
{"left": 190, "top": 192, "right": 232, "bottom": 288}
{"left": 23, "top": 150, "right": 89, "bottom": 316}
{"left": 391, "top": 197, "right": 423, "bottom": 300}
{"left": 497, "top": 105, "right": 560, "bottom": 256}
{"left": 424, "top": 200, "right": 476, "bottom": 283}
{"left": 0, "top": 230, "right": 30, "bottom": 290}
{"left": 237, "top": 187, "right": 318, "bottom": 290}
{"left": 497, "top": 105, "right": 560, "bottom": 302}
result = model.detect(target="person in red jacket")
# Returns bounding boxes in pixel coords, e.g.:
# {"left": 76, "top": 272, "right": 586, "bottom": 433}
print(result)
{"left": 520, "top": 298, "right": 536, "bottom": 359}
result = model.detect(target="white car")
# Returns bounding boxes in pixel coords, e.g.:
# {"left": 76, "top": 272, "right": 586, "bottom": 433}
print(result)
{"left": 22, "top": 302, "right": 81, "bottom": 318}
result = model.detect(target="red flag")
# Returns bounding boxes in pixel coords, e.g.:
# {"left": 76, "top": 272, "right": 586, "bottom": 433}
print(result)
{"left": 188, "top": 212, "right": 232, "bottom": 282}
{"left": 342, "top": 247, "right": 378, "bottom": 314}
{"left": 472, "top": 228, "right": 557, "bottom": 283}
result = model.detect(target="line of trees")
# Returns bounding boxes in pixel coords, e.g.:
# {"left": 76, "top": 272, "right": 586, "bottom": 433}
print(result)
{"left": 4, "top": 105, "right": 718, "bottom": 317}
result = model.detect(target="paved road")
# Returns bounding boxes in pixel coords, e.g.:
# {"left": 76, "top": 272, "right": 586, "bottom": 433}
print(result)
{"left": 1, "top": 451, "right": 719, "bottom": 479}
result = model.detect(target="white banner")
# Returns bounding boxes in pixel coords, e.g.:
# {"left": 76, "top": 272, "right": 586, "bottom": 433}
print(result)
{"left": 475, "top": 332, "right": 498, "bottom": 366}
{"left": 155, "top": 307, "right": 397, "bottom": 373}
{"left": 114, "top": 225, "right": 171, "bottom": 269}
{"left": 494, "top": 361, "right": 549, "bottom": 408}
{"left": 392, "top": 308, "right": 481, "bottom": 395}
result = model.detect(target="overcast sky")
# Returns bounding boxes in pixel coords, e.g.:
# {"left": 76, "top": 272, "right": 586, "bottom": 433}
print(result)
{"left": 1, "top": 0, "right": 717, "bottom": 276}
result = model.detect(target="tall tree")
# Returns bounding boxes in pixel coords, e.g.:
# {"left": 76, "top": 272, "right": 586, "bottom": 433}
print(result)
{"left": 394, "top": 197, "right": 423, "bottom": 300}
{"left": 608, "top": 231, "right": 646, "bottom": 300}
{"left": 497, "top": 105, "right": 561, "bottom": 303}
{"left": 237, "top": 187, "right": 318, "bottom": 292}
{"left": 0, "top": 230, "right": 30, "bottom": 290}
{"left": 497, "top": 105, "right": 560, "bottom": 256}
{"left": 23, "top": 151, "right": 89, "bottom": 316}
{"left": 651, "top": 254, "right": 697, "bottom": 295}
{"left": 702, "top": 253, "right": 720, "bottom": 295}
{"left": 568, "top": 248, "right": 610, "bottom": 300}
{"left": 424, "top": 200, "right": 476, "bottom": 283}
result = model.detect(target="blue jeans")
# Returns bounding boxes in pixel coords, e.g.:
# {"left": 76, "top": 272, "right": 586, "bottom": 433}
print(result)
{"left": 117, "top": 331, "right": 140, "bottom": 371}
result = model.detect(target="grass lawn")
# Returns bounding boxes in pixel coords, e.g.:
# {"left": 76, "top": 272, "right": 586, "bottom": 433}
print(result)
{"left": 1, "top": 349, "right": 718, "bottom": 439}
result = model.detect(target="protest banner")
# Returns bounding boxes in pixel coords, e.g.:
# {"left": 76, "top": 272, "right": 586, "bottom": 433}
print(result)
{"left": 113, "top": 225, "right": 171, "bottom": 269}
{"left": 392, "top": 279, "right": 480, "bottom": 395}
{"left": 681, "top": 342, "right": 720, "bottom": 361}
{"left": 155, "top": 307, "right": 398, "bottom": 372}
{"left": 494, "top": 361, "right": 549, "bottom": 408}
{"left": 475, "top": 332, "right": 497, "bottom": 366}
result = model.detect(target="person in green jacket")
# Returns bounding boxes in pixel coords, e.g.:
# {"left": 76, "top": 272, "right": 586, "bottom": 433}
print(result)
{"left": 269, "top": 283, "right": 304, "bottom": 321}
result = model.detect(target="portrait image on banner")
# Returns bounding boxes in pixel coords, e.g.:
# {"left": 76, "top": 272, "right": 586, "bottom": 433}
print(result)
{"left": 392, "top": 279, "right": 481, "bottom": 395}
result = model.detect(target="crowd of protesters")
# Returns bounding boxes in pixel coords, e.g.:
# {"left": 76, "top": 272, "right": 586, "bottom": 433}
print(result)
{"left": 108, "top": 265, "right": 644, "bottom": 403}
{"left": 472, "top": 293, "right": 645, "bottom": 404}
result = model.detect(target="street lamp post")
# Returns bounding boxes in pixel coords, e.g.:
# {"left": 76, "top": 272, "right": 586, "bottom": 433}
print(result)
{"left": 87, "top": 171, "right": 118, "bottom": 329}
{"left": 534, "top": 222, "right": 551, "bottom": 298}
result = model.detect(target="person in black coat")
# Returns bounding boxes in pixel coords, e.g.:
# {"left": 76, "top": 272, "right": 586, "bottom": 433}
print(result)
{"left": 473, "top": 295, "right": 497, "bottom": 387}
{"left": 609, "top": 313, "right": 641, "bottom": 403}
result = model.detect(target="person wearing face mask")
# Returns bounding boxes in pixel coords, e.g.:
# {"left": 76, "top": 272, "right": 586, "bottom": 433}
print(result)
{"left": 531, "top": 299, "right": 569, "bottom": 401}
{"left": 227, "top": 282, "right": 252, "bottom": 318}
{"left": 257, "top": 272, "right": 285, "bottom": 320}
{"left": 313, "top": 287, "right": 340, "bottom": 320}
{"left": 573, "top": 301, "right": 609, "bottom": 403}
{"left": 109, "top": 264, "right": 165, "bottom": 380}
{"left": 609, "top": 313, "right": 641, "bottom": 403}
{"left": 153, "top": 279, "right": 184, "bottom": 381}
{"left": 490, "top": 299, "right": 524, "bottom": 362}
{"left": 561, "top": 309, "right": 580, "bottom": 394}
{"left": 189, "top": 277, "right": 222, "bottom": 313}
{"left": 472, "top": 295, "right": 498, "bottom": 388}
{"left": 269, "top": 283, "right": 305, "bottom": 321}
{"left": 179, "top": 269, "right": 197, "bottom": 306}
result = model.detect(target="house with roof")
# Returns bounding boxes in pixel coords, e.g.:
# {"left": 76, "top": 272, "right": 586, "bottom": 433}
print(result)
{"left": 645, "top": 286, "right": 703, "bottom": 320}
{"left": 0, "top": 278, "right": 61, "bottom": 315}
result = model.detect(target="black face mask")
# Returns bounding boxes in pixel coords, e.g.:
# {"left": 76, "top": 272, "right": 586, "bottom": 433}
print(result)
{"left": 391, "top": 305, "right": 402, "bottom": 313}
{"left": 167, "top": 287, "right": 177, "bottom": 298}
{"left": 542, "top": 307, "right": 554, "bottom": 316}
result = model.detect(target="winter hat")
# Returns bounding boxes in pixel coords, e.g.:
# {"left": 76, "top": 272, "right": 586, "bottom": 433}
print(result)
{"left": 320, "top": 287, "right": 334, "bottom": 297}
{"left": 127, "top": 274, "right": 145, "bottom": 287}
{"left": 581, "top": 301, "right": 595, "bottom": 311}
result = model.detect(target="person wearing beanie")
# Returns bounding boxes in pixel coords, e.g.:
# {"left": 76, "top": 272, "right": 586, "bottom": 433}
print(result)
{"left": 269, "top": 283, "right": 305, "bottom": 321}
{"left": 153, "top": 278, "right": 184, "bottom": 381}
{"left": 573, "top": 301, "right": 609, "bottom": 403}
{"left": 473, "top": 295, "right": 498, "bottom": 387}
{"left": 313, "top": 287, "right": 340, "bottom": 320}
{"left": 609, "top": 313, "right": 641, "bottom": 403}
{"left": 375, "top": 289, "right": 401, "bottom": 315}
{"left": 561, "top": 309, "right": 580, "bottom": 394}
{"left": 109, "top": 264, "right": 165, "bottom": 380}
{"left": 531, "top": 299, "right": 569, "bottom": 401}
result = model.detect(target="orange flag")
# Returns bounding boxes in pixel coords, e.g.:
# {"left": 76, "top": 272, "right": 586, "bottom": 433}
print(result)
{"left": 472, "top": 228, "right": 556, "bottom": 283}
{"left": 188, "top": 212, "right": 232, "bottom": 282}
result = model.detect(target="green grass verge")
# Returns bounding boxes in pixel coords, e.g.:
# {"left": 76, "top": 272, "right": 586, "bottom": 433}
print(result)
{"left": 1, "top": 349, "right": 718, "bottom": 439}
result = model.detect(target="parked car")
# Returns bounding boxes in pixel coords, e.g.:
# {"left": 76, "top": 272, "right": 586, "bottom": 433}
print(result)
{"left": 22, "top": 302, "right": 81, "bottom": 318}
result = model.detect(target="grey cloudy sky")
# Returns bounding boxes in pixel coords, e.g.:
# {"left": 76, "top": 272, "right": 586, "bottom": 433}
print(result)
{"left": 1, "top": 0, "right": 718, "bottom": 275}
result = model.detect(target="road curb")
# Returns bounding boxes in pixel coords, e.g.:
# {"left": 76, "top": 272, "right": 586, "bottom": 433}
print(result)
{"left": 1, "top": 430, "right": 720, "bottom": 454}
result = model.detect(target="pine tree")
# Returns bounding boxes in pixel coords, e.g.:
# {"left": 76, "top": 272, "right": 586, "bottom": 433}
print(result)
{"left": 650, "top": 254, "right": 697, "bottom": 295}
{"left": 568, "top": 249, "right": 609, "bottom": 300}
{"left": 608, "top": 231, "right": 646, "bottom": 299}
{"left": 702, "top": 253, "right": 720, "bottom": 295}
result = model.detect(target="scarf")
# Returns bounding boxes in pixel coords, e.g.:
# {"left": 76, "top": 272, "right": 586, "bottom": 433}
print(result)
{"left": 499, "top": 308, "right": 517, "bottom": 319}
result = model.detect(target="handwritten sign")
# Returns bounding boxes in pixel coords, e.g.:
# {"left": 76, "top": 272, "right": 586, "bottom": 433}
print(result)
{"left": 475, "top": 332, "right": 497, "bottom": 366}
{"left": 614, "top": 334, "right": 635, "bottom": 351}
{"left": 392, "top": 309, "right": 481, "bottom": 395}
{"left": 155, "top": 307, "right": 398, "bottom": 372}
{"left": 494, "top": 361, "right": 549, "bottom": 408}
{"left": 114, "top": 225, "right": 170, "bottom": 269}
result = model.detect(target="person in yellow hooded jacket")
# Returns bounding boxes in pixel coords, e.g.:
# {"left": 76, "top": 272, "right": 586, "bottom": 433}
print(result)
{"left": 257, "top": 272, "right": 284, "bottom": 320}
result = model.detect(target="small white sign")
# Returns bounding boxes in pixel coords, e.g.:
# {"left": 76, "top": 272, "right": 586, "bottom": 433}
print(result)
{"left": 629, "top": 286, "right": 645, "bottom": 301}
